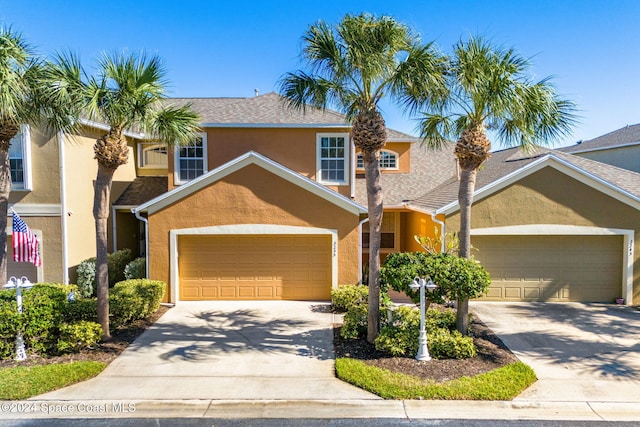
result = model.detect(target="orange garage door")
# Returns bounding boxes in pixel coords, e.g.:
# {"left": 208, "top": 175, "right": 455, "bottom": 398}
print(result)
{"left": 179, "top": 234, "right": 332, "bottom": 301}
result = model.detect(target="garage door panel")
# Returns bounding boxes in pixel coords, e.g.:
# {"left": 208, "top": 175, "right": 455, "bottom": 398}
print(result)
{"left": 474, "top": 235, "right": 622, "bottom": 302}
{"left": 179, "top": 234, "right": 331, "bottom": 301}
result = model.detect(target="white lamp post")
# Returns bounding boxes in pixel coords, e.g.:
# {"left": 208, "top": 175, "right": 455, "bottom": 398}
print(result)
{"left": 3, "top": 276, "right": 34, "bottom": 361}
{"left": 409, "top": 276, "right": 437, "bottom": 361}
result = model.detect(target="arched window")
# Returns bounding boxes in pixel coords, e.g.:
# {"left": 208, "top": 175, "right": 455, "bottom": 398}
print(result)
{"left": 138, "top": 142, "right": 169, "bottom": 168}
{"left": 356, "top": 150, "right": 398, "bottom": 170}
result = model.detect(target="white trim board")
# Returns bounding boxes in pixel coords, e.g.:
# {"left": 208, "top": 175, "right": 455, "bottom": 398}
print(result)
{"left": 471, "top": 224, "right": 635, "bottom": 305}
{"left": 168, "top": 224, "right": 339, "bottom": 304}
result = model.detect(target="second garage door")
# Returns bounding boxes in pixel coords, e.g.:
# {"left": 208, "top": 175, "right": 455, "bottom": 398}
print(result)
{"left": 178, "top": 234, "right": 332, "bottom": 301}
{"left": 472, "top": 235, "right": 623, "bottom": 302}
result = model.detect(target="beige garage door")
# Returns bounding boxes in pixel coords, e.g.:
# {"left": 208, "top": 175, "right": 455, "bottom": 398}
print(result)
{"left": 179, "top": 234, "right": 332, "bottom": 301}
{"left": 472, "top": 235, "right": 622, "bottom": 302}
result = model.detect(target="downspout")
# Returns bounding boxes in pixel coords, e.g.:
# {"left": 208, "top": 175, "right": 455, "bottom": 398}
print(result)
{"left": 358, "top": 217, "right": 369, "bottom": 284}
{"left": 133, "top": 209, "right": 149, "bottom": 279}
{"left": 58, "top": 131, "right": 69, "bottom": 285}
{"left": 350, "top": 138, "right": 356, "bottom": 199}
{"left": 431, "top": 213, "right": 446, "bottom": 254}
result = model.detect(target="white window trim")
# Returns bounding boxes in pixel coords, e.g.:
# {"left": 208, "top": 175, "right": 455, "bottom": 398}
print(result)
{"left": 317, "top": 132, "right": 350, "bottom": 185}
{"left": 11, "top": 125, "right": 32, "bottom": 191}
{"left": 173, "top": 132, "right": 208, "bottom": 185}
{"left": 138, "top": 142, "right": 169, "bottom": 169}
{"left": 356, "top": 149, "right": 399, "bottom": 171}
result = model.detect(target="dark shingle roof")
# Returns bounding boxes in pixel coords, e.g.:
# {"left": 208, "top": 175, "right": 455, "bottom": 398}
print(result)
{"left": 354, "top": 142, "right": 458, "bottom": 207}
{"left": 408, "top": 146, "right": 640, "bottom": 212}
{"left": 166, "top": 92, "right": 417, "bottom": 140}
{"left": 561, "top": 123, "right": 640, "bottom": 153}
{"left": 114, "top": 177, "right": 168, "bottom": 206}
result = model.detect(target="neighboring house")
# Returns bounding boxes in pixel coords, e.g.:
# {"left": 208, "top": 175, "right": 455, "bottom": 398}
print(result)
{"left": 7, "top": 122, "right": 140, "bottom": 284}
{"left": 560, "top": 123, "right": 640, "bottom": 173}
{"left": 11, "top": 93, "right": 640, "bottom": 306}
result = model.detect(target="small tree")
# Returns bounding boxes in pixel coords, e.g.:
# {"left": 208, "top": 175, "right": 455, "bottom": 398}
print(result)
{"left": 381, "top": 252, "right": 491, "bottom": 331}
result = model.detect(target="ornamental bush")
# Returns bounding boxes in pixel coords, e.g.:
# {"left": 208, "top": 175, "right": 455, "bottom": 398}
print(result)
{"left": 124, "top": 257, "right": 146, "bottom": 280}
{"left": 0, "top": 290, "right": 19, "bottom": 359}
{"left": 332, "top": 285, "right": 368, "bottom": 312}
{"left": 62, "top": 298, "right": 98, "bottom": 323}
{"left": 21, "top": 285, "right": 67, "bottom": 355}
{"left": 57, "top": 321, "right": 103, "bottom": 353}
{"left": 381, "top": 252, "right": 491, "bottom": 305}
{"left": 428, "top": 328, "right": 476, "bottom": 359}
{"left": 374, "top": 305, "right": 476, "bottom": 359}
{"left": 109, "top": 279, "right": 166, "bottom": 327}
{"left": 76, "top": 249, "right": 135, "bottom": 297}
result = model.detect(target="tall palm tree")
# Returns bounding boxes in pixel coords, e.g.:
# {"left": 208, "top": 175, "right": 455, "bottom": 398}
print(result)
{"left": 48, "top": 51, "right": 200, "bottom": 339}
{"left": 279, "top": 13, "right": 448, "bottom": 342}
{"left": 419, "top": 36, "right": 577, "bottom": 334}
{"left": 0, "top": 27, "right": 76, "bottom": 285}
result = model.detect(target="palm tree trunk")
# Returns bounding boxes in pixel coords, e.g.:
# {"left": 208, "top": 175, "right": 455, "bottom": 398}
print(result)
{"left": 0, "top": 149, "right": 10, "bottom": 286}
{"left": 364, "top": 150, "right": 383, "bottom": 343}
{"left": 456, "top": 165, "right": 477, "bottom": 334}
{"left": 94, "top": 163, "right": 115, "bottom": 340}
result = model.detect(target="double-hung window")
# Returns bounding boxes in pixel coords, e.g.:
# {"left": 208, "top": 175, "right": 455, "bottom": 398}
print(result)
{"left": 9, "top": 125, "right": 32, "bottom": 190}
{"left": 356, "top": 149, "right": 398, "bottom": 170}
{"left": 317, "top": 133, "right": 349, "bottom": 185}
{"left": 174, "top": 132, "right": 207, "bottom": 184}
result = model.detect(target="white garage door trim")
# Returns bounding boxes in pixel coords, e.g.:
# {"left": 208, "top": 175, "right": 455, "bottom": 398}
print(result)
{"left": 471, "top": 224, "right": 634, "bottom": 304}
{"left": 169, "top": 224, "right": 338, "bottom": 303}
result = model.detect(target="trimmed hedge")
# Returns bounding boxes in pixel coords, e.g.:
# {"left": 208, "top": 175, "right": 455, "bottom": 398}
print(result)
{"left": 124, "top": 257, "right": 146, "bottom": 280}
{"left": 109, "top": 279, "right": 166, "bottom": 327}
{"left": 76, "top": 249, "right": 135, "bottom": 297}
{"left": 57, "top": 321, "right": 102, "bottom": 353}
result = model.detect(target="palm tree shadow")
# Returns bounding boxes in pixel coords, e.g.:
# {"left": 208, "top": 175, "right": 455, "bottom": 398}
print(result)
{"left": 491, "top": 303, "right": 640, "bottom": 378}
{"left": 126, "top": 306, "right": 335, "bottom": 363}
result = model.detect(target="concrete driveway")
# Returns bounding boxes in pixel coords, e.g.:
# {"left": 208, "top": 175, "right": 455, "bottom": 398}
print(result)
{"left": 38, "top": 301, "right": 378, "bottom": 401}
{"left": 471, "top": 302, "right": 640, "bottom": 402}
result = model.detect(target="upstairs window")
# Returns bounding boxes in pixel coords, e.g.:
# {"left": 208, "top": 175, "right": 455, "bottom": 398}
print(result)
{"left": 138, "top": 142, "right": 168, "bottom": 168}
{"left": 9, "top": 125, "right": 32, "bottom": 190}
{"left": 174, "top": 133, "right": 207, "bottom": 184}
{"left": 356, "top": 150, "right": 398, "bottom": 170}
{"left": 317, "top": 133, "right": 349, "bottom": 185}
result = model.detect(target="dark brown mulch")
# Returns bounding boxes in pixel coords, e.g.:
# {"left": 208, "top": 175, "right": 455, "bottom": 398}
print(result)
{"left": 0, "top": 305, "right": 170, "bottom": 369}
{"left": 334, "top": 314, "right": 518, "bottom": 383}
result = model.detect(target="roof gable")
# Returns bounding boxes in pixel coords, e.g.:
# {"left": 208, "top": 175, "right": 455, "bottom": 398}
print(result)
{"left": 408, "top": 147, "right": 640, "bottom": 214}
{"left": 134, "top": 151, "right": 367, "bottom": 216}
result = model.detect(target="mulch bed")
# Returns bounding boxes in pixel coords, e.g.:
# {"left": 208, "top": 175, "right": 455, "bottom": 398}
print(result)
{"left": 333, "top": 314, "right": 518, "bottom": 383}
{"left": 0, "top": 305, "right": 170, "bottom": 369}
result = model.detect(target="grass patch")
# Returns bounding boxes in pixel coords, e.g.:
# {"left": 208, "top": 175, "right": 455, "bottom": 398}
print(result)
{"left": 336, "top": 358, "right": 536, "bottom": 400}
{"left": 0, "top": 362, "right": 106, "bottom": 400}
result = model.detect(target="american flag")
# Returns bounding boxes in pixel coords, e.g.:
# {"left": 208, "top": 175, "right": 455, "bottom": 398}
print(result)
{"left": 12, "top": 212, "right": 41, "bottom": 267}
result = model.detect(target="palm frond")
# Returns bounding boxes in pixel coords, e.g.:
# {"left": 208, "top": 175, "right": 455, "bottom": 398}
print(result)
{"left": 147, "top": 104, "right": 201, "bottom": 145}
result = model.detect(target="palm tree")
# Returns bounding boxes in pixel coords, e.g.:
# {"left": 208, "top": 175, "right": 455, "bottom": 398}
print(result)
{"left": 48, "top": 51, "right": 200, "bottom": 339}
{"left": 279, "top": 13, "right": 448, "bottom": 342}
{"left": 0, "top": 27, "right": 77, "bottom": 285}
{"left": 419, "top": 36, "right": 577, "bottom": 334}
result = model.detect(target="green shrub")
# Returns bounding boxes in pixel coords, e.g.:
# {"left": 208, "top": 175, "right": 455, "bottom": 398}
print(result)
{"left": 109, "top": 249, "right": 133, "bottom": 285}
{"left": 332, "top": 285, "right": 368, "bottom": 312}
{"left": 109, "top": 279, "right": 166, "bottom": 328}
{"left": 21, "top": 285, "right": 67, "bottom": 355}
{"left": 381, "top": 252, "right": 491, "bottom": 305}
{"left": 0, "top": 291, "right": 19, "bottom": 359}
{"left": 76, "top": 249, "right": 135, "bottom": 298}
{"left": 340, "top": 304, "right": 368, "bottom": 339}
{"left": 57, "top": 321, "right": 103, "bottom": 353}
{"left": 76, "top": 258, "right": 97, "bottom": 298}
{"left": 35, "top": 283, "right": 78, "bottom": 296}
{"left": 374, "top": 306, "right": 420, "bottom": 356}
{"left": 428, "top": 328, "right": 477, "bottom": 359}
{"left": 124, "top": 257, "right": 146, "bottom": 280}
{"left": 374, "top": 305, "right": 476, "bottom": 359}
{"left": 62, "top": 298, "right": 97, "bottom": 323}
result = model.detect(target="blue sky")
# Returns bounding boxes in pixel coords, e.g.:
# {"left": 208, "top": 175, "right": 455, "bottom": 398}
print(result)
{"left": 1, "top": 0, "right": 638, "bottom": 147}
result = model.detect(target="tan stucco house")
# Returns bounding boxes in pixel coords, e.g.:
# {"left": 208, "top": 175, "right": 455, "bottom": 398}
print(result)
{"left": 9, "top": 93, "right": 640, "bottom": 305}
